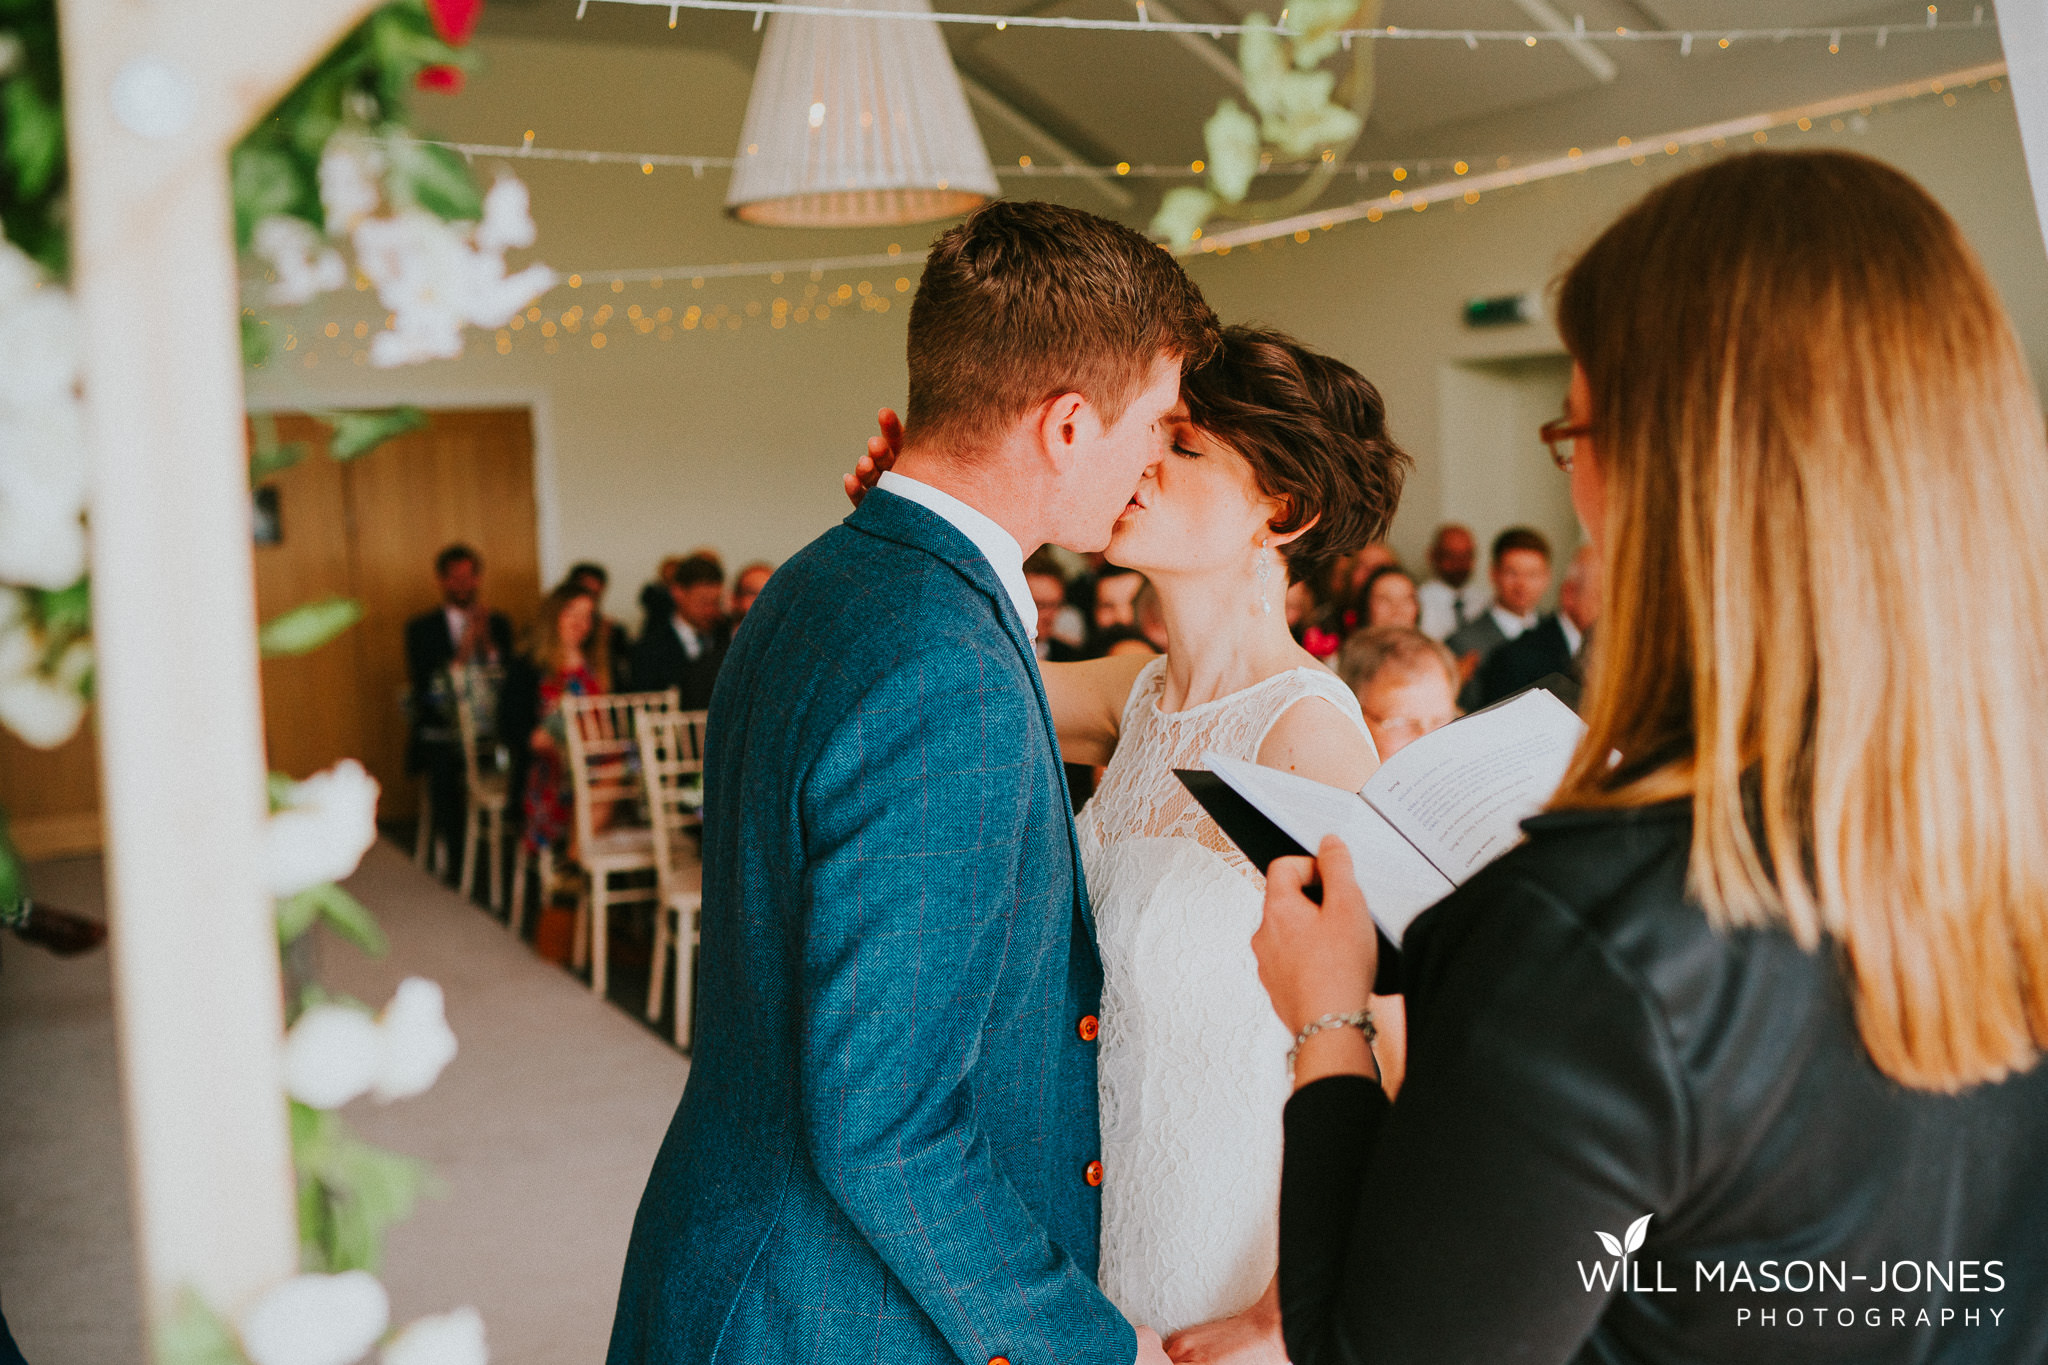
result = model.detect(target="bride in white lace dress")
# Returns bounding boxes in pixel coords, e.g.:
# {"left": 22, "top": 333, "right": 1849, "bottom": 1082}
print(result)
{"left": 859, "top": 326, "right": 1411, "bottom": 1362}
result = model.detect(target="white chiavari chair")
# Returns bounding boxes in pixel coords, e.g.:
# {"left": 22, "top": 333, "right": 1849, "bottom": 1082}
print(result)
{"left": 448, "top": 663, "right": 510, "bottom": 916}
{"left": 638, "top": 710, "right": 709, "bottom": 1049}
{"left": 559, "top": 688, "right": 680, "bottom": 995}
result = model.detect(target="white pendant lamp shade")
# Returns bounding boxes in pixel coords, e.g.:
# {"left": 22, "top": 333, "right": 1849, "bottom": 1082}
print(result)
{"left": 726, "top": 0, "right": 1000, "bottom": 227}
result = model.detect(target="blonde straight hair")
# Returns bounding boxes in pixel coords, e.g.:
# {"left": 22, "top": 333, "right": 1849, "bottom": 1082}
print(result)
{"left": 1552, "top": 151, "right": 2048, "bottom": 1092}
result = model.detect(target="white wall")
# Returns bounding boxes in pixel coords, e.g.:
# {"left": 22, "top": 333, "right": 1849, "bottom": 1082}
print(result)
{"left": 246, "top": 40, "right": 2047, "bottom": 613}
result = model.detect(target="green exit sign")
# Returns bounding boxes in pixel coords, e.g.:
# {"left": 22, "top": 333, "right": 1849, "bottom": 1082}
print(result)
{"left": 1464, "top": 293, "right": 1541, "bottom": 327}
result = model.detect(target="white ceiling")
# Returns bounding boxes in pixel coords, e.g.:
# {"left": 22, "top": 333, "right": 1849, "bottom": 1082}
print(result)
{"left": 474, "top": 0, "right": 2012, "bottom": 225}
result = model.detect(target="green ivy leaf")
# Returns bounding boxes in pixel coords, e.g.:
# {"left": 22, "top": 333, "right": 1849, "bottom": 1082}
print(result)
{"left": 292, "top": 1102, "right": 434, "bottom": 1273}
{"left": 276, "top": 883, "right": 387, "bottom": 956}
{"left": 259, "top": 598, "right": 364, "bottom": 657}
{"left": 229, "top": 145, "right": 310, "bottom": 249}
{"left": 27, "top": 577, "right": 90, "bottom": 637}
{"left": 2, "top": 78, "right": 64, "bottom": 201}
{"left": 240, "top": 313, "right": 271, "bottom": 367}
{"left": 382, "top": 136, "right": 482, "bottom": 222}
{"left": 155, "top": 1289, "right": 248, "bottom": 1365}
{"left": 250, "top": 441, "right": 308, "bottom": 485}
{"left": 0, "top": 812, "right": 22, "bottom": 912}
{"left": 319, "top": 406, "right": 428, "bottom": 461}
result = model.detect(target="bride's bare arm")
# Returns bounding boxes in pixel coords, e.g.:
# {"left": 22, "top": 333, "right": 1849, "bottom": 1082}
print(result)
{"left": 1043, "top": 654, "right": 1151, "bottom": 767}
{"left": 1256, "top": 694, "right": 1380, "bottom": 791}
{"left": 1256, "top": 695, "right": 1406, "bottom": 1096}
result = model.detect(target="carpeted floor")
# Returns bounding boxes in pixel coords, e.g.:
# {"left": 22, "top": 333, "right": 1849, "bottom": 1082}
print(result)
{"left": 0, "top": 840, "right": 690, "bottom": 1365}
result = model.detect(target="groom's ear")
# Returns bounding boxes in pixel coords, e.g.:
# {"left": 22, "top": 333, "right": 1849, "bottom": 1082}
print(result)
{"left": 1036, "top": 392, "right": 1090, "bottom": 470}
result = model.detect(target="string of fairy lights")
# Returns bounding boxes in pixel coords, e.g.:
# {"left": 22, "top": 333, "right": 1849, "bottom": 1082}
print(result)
{"left": 580, "top": 0, "right": 1990, "bottom": 50}
{"left": 254, "top": 64, "right": 2012, "bottom": 372}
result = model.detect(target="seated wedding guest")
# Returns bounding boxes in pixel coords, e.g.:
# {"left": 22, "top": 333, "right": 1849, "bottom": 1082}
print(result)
{"left": 1335, "top": 626, "right": 1458, "bottom": 759}
{"left": 403, "top": 543, "right": 513, "bottom": 877}
{"left": 729, "top": 560, "right": 774, "bottom": 625}
{"left": 1310, "top": 542, "right": 1401, "bottom": 643}
{"left": 1089, "top": 563, "right": 1145, "bottom": 651}
{"left": 565, "top": 560, "right": 635, "bottom": 689}
{"left": 1253, "top": 150, "right": 2048, "bottom": 1365}
{"left": 630, "top": 552, "right": 728, "bottom": 709}
{"left": 636, "top": 555, "right": 681, "bottom": 641}
{"left": 1025, "top": 549, "right": 1085, "bottom": 662}
{"left": 498, "top": 583, "right": 609, "bottom": 892}
{"left": 1474, "top": 543, "right": 1599, "bottom": 709}
{"left": 1445, "top": 525, "right": 1551, "bottom": 706}
{"left": 1359, "top": 565, "right": 1419, "bottom": 631}
{"left": 1289, "top": 580, "right": 1337, "bottom": 659}
{"left": 1415, "top": 522, "right": 1487, "bottom": 641}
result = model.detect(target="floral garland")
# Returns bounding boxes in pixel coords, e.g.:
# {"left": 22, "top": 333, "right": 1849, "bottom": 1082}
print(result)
{"left": 1149, "top": 0, "right": 1382, "bottom": 246}
{"left": 0, "top": 2, "right": 552, "bottom": 1361}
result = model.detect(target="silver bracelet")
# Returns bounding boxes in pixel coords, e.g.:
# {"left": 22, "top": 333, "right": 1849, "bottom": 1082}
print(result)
{"left": 1287, "top": 1009, "right": 1377, "bottom": 1072}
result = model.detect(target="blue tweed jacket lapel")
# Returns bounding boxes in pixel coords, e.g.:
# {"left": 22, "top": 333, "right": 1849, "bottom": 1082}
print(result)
{"left": 844, "top": 489, "right": 1097, "bottom": 940}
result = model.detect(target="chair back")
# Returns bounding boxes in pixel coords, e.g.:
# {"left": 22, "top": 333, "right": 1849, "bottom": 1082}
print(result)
{"left": 637, "top": 710, "right": 711, "bottom": 878}
{"left": 447, "top": 662, "right": 505, "bottom": 790}
{"left": 562, "top": 688, "right": 681, "bottom": 849}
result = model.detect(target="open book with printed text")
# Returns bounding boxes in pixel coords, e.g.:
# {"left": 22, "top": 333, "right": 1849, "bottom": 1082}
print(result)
{"left": 1176, "top": 685, "right": 1587, "bottom": 949}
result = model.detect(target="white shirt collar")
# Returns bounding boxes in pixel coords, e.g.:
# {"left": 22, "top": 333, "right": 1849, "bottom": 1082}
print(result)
{"left": 671, "top": 616, "right": 704, "bottom": 658}
{"left": 1490, "top": 603, "right": 1538, "bottom": 639}
{"left": 877, "top": 471, "right": 1037, "bottom": 639}
{"left": 1560, "top": 615, "right": 1584, "bottom": 657}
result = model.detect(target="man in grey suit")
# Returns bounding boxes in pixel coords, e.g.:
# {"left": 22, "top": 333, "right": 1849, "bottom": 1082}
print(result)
{"left": 1446, "top": 525, "right": 1554, "bottom": 709}
{"left": 607, "top": 202, "right": 1217, "bottom": 1365}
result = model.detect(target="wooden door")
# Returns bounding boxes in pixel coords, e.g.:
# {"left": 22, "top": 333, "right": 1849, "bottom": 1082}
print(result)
{"left": 256, "top": 407, "right": 541, "bottom": 819}
{"left": 0, "top": 408, "right": 540, "bottom": 853}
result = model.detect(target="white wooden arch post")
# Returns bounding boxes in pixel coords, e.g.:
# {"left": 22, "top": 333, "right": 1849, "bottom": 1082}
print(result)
{"left": 56, "top": 0, "right": 379, "bottom": 1346}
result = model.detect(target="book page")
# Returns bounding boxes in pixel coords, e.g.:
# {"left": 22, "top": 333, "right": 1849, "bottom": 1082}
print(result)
{"left": 1202, "top": 754, "right": 1455, "bottom": 945}
{"left": 1361, "top": 688, "right": 1586, "bottom": 881}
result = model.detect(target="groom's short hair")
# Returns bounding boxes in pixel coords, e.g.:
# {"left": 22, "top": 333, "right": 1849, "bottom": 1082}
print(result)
{"left": 904, "top": 200, "right": 1217, "bottom": 461}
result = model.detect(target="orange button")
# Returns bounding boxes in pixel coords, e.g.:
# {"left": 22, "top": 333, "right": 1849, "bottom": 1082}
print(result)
{"left": 1085, "top": 1160, "right": 1104, "bottom": 1186}
{"left": 990, "top": 1357, "right": 1011, "bottom": 1365}
{"left": 1077, "top": 1014, "right": 1100, "bottom": 1042}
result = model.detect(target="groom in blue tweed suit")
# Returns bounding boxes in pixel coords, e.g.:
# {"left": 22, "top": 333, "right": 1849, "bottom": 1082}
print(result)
{"left": 607, "top": 202, "right": 1217, "bottom": 1365}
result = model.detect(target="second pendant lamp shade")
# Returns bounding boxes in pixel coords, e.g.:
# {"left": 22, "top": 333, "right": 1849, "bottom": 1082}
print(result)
{"left": 726, "top": 0, "right": 1001, "bottom": 227}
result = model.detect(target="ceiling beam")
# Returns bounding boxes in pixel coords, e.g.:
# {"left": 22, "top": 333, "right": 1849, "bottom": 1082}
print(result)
{"left": 1506, "top": 0, "right": 1619, "bottom": 82}
{"left": 958, "top": 70, "right": 1137, "bottom": 209}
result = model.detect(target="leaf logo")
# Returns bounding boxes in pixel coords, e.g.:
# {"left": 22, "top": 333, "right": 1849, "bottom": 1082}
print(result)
{"left": 1595, "top": 1213, "right": 1653, "bottom": 1260}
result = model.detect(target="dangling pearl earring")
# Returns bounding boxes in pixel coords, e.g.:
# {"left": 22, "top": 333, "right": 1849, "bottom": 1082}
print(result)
{"left": 1257, "top": 538, "right": 1273, "bottom": 615}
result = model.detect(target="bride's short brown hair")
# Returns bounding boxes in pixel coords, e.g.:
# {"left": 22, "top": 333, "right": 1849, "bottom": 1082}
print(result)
{"left": 904, "top": 200, "right": 1218, "bottom": 461}
{"left": 1182, "top": 325, "right": 1409, "bottom": 585}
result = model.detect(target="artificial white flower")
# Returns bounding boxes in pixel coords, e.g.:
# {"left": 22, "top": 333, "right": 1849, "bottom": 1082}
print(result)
{"left": 0, "top": 481, "right": 87, "bottom": 591}
{"left": 374, "top": 977, "right": 459, "bottom": 1101}
{"left": 381, "top": 1307, "right": 487, "bottom": 1365}
{"left": 475, "top": 177, "right": 536, "bottom": 254}
{"left": 241, "top": 1271, "right": 390, "bottom": 1365}
{"left": 353, "top": 207, "right": 554, "bottom": 369}
{"left": 284, "top": 979, "right": 459, "bottom": 1109}
{"left": 1149, "top": 186, "right": 1218, "bottom": 248}
{"left": 0, "top": 288, "right": 80, "bottom": 415}
{"left": 283, "top": 1003, "right": 382, "bottom": 1109}
{"left": 0, "top": 625, "right": 90, "bottom": 749}
{"left": 1203, "top": 100, "right": 1263, "bottom": 204}
{"left": 255, "top": 216, "right": 349, "bottom": 307}
{"left": 0, "top": 394, "right": 90, "bottom": 510}
{"left": 267, "top": 758, "right": 381, "bottom": 897}
{"left": 319, "top": 141, "right": 385, "bottom": 238}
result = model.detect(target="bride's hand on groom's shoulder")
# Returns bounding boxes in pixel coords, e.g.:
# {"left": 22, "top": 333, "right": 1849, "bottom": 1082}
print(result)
{"left": 843, "top": 407, "right": 904, "bottom": 507}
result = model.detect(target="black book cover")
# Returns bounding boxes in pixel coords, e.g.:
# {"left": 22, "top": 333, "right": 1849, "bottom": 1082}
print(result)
{"left": 1174, "top": 768, "right": 1402, "bottom": 995}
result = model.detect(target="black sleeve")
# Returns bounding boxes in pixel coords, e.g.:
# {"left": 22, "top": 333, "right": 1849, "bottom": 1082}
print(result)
{"left": 1277, "top": 880, "right": 1693, "bottom": 1365}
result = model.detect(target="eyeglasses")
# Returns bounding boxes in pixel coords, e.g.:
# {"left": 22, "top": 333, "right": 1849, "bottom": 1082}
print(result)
{"left": 1539, "top": 415, "right": 1591, "bottom": 471}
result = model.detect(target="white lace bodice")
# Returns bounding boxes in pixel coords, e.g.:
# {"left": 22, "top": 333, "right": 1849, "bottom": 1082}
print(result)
{"left": 1079, "top": 656, "right": 1375, "bottom": 1335}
